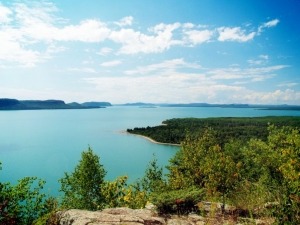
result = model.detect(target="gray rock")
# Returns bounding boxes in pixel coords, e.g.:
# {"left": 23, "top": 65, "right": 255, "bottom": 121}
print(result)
{"left": 57, "top": 207, "right": 165, "bottom": 225}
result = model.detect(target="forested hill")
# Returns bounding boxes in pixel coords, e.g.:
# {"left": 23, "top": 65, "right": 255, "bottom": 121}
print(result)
{"left": 0, "top": 98, "right": 110, "bottom": 110}
{"left": 127, "top": 117, "right": 300, "bottom": 145}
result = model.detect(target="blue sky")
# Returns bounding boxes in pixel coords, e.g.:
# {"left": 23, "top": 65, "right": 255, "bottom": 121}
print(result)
{"left": 0, "top": 0, "right": 299, "bottom": 104}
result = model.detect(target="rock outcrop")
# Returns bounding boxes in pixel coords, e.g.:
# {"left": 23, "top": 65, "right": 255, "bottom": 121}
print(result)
{"left": 57, "top": 207, "right": 206, "bottom": 225}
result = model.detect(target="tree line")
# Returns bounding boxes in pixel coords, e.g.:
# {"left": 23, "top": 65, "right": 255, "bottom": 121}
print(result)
{"left": 127, "top": 116, "right": 300, "bottom": 145}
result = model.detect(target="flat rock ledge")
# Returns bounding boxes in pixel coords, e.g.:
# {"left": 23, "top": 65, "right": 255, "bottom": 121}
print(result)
{"left": 57, "top": 207, "right": 206, "bottom": 225}
{"left": 57, "top": 207, "right": 272, "bottom": 225}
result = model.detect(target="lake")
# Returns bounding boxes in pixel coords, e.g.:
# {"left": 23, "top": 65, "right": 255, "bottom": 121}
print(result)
{"left": 0, "top": 106, "right": 300, "bottom": 196}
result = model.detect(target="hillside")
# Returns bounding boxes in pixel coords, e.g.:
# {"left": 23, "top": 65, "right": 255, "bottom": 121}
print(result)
{"left": 0, "top": 98, "right": 108, "bottom": 110}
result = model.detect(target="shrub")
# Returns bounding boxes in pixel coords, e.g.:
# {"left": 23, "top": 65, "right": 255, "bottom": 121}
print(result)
{"left": 151, "top": 187, "right": 204, "bottom": 215}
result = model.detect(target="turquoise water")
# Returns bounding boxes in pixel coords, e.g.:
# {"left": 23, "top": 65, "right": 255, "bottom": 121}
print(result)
{"left": 0, "top": 106, "right": 299, "bottom": 196}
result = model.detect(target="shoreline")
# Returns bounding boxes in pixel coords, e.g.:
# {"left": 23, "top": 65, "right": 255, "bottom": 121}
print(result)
{"left": 123, "top": 131, "right": 181, "bottom": 147}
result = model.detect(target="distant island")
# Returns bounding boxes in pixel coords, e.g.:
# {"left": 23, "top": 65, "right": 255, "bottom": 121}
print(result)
{"left": 118, "top": 102, "right": 300, "bottom": 110}
{"left": 1, "top": 99, "right": 299, "bottom": 111}
{"left": 0, "top": 98, "right": 112, "bottom": 110}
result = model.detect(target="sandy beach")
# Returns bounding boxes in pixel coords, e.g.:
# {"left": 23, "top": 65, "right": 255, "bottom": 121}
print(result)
{"left": 123, "top": 131, "right": 181, "bottom": 147}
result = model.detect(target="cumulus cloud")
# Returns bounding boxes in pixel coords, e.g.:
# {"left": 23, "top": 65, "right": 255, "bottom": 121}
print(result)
{"left": 218, "top": 27, "right": 256, "bottom": 42}
{"left": 110, "top": 23, "right": 182, "bottom": 54}
{"left": 115, "top": 16, "right": 133, "bottom": 27}
{"left": 22, "top": 19, "right": 110, "bottom": 42}
{"left": 0, "top": 4, "right": 12, "bottom": 23}
{"left": 0, "top": 1, "right": 281, "bottom": 67}
{"left": 184, "top": 29, "right": 213, "bottom": 45}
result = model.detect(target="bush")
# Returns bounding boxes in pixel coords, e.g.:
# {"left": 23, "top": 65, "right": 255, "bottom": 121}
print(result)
{"left": 151, "top": 187, "right": 204, "bottom": 215}
{"left": 0, "top": 164, "right": 51, "bottom": 225}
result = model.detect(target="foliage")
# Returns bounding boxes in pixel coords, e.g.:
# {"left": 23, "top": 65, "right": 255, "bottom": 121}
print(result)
{"left": 128, "top": 117, "right": 300, "bottom": 145}
{"left": 167, "top": 129, "right": 240, "bottom": 211}
{"left": 202, "top": 144, "right": 240, "bottom": 212}
{"left": 139, "top": 156, "right": 165, "bottom": 194}
{"left": 101, "top": 176, "right": 148, "bottom": 209}
{"left": 101, "top": 176, "right": 128, "bottom": 208}
{"left": 151, "top": 187, "right": 204, "bottom": 215}
{"left": 59, "top": 147, "right": 106, "bottom": 210}
{"left": 32, "top": 197, "right": 59, "bottom": 225}
{"left": 166, "top": 124, "right": 300, "bottom": 223}
{"left": 0, "top": 166, "right": 51, "bottom": 225}
{"left": 266, "top": 125, "right": 300, "bottom": 224}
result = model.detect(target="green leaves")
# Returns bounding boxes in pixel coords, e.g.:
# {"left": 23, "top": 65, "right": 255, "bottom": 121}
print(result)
{"left": 59, "top": 147, "right": 106, "bottom": 210}
{"left": 0, "top": 174, "right": 49, "bottom": 225}
{"left": 166, "top": 124, "right": 300, "bottom": 222}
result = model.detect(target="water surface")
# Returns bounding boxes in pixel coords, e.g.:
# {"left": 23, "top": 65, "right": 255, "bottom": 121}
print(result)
{"left": 0, "top": 106, "right": 299, "bottom": 196}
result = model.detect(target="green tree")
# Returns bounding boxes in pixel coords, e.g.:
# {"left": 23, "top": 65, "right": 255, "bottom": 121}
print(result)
{"left": 202, "top": 145, "right": 240, "bottom": 213}
{"left": 139, "top": 156, "right": 164, "bottom": 194}
{"left": 167, "top": 129, "right": 219, "bottom": 190}
{"left": 0, "top": 162, "right": 50, "bottom": 225}
{"left": 59, "top": 147, "right": 106, "bottom": 210}
{"left": 266, "top": 125, "right": 300, "bottom": 224}
{"left": 167, "top": 129, "right": 242, "bottom": 213}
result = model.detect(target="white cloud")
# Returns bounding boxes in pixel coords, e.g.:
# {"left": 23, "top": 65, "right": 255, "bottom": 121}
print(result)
{"left": 258, "top": 19, "right": 279, "bottom": 34}
{"left": 263, "top": 19, "right": 280, "bottom": 28}
{"left": 240, "top": 89, "right": 300, "bottom": 104}
{"left": 100, "top": 60, "right": 122, "bottom": 67}
{"left": 68, "top": 67, "right": 97, "bottom": 73}
{"left": 22, "top": 19, "right": 110, "bottom": 43}
{"left": 81, "top": 58, "right": 292, "bottom": 104}
{"left": 259, "top": 54, "right": 269, "bottom": 60}
{"left": 278, "top": 82, "right": 298, "bottom": 87}
{"left": 0, "top": 30, "right": 41, "bottom": 67}
{"left": 185, "top": 29, "right": 213, "bottom": 45}
{"left": 0, "top": 1, "right": 282, "bottom": 68}
{"left": 98, "top": 47, "right": 113, "bottom": 56}
{"left": 247, "top": 59, "right": 264, "bottom": 65}
{"left": 115, "top": 16, "right": 133, "bottom": 27}
{"left": 85, "top": 71, "right": 283, "bottom": 104}
{"left": 83, "top": 73, "right": 214, "bottom": 103}
{"left": 125, "top": 58, "right": 200, "bottom": 75}
{"left": 0, "top": 4, "right": 12, "bottom": 23}
{"left": 110, "top": 23, "right": 182, "bottom": 54}
{"left": 182, "top": 23, "right": 195, "bottom": 29}
{"left": 218, "top": 27, "right": 256, "bottom": 42}
{"left": 208, "top": 65, "right": 288, "bottom": 83}
{"left": 248, "top": 54, "right": 269, "bottom": 65}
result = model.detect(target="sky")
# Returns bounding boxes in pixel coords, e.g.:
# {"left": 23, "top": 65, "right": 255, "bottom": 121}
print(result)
{"left": 0, "top": 0, "right": 299, "bottom": 104}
